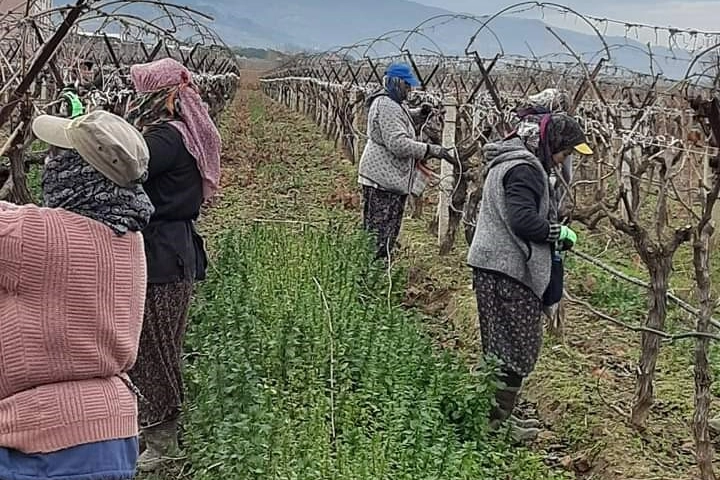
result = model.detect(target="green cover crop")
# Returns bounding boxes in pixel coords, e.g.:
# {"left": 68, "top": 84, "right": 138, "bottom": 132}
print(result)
{"left": 183, "top": 224, "right": 569, "bottom": 479}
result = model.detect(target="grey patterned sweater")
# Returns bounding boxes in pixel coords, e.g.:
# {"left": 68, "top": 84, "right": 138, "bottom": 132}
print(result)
{"left": 467, "top": 138, "right": 553, "bottom": 299}
{"left": 358, "top": 93, "right": 428, "bottom": 194}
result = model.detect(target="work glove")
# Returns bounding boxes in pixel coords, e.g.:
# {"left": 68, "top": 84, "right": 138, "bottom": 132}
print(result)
{"left": 427, "top": 144, "right": 456, "bottom": 164}
{"left": 557, "top": 225, "right": 577, "bottom": 251}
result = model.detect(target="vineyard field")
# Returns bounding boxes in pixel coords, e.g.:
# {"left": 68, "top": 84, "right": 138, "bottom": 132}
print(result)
{"left": 5, "top": 1, "right": 720, "bottom": 478}
{"left": 125, "top": 83, "right": 716, "bottom": 479}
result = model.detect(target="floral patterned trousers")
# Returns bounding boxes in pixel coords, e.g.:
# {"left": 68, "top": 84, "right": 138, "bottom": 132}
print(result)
{"left": 129, "top": 280, "right": 194, "bottom": 427}
{"left": 472, "top": 269, "right": 543, "bottom": 377}
{"left": 362, "top": 186, "right": 407, "bottom": 260}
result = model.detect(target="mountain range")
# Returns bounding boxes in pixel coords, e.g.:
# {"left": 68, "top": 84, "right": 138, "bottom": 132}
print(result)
{"left": 149, "top": 0, "right": 694, "bottom": 78}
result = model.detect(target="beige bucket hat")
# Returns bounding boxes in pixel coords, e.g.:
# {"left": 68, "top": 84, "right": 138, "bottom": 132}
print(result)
{"left": 32, "top": 110, "right": 149, "bottom": 187}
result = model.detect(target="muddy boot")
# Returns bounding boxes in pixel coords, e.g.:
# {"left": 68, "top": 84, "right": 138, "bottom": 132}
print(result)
{"left": 509, "top": 414, "right": 541, "bottom": 429}
{"left": 487, "top": 370, "right": 542, "bottom": 443}
{"left": 137, "top": 420, "right": 182, "bottom": 473}
{"left": 489, "top": 394, "right": 541, "bottom": 443}
{"left": 508, "top": 412, "right": 542, "bottom": 443}
{"left": 509, "top": 422, "right": 541, "bottom": 443}
{"left": 488, "top": 383, "right": 520, "bottom": 431}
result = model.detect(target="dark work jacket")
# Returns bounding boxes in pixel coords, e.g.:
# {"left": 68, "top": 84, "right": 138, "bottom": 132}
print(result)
{"left": 142, "top": 122, "right": 207, "bottom": 284}
{"left": 503, "top": 163, "right": 551, "bottom": 243}
{"left": 504, "top": 163, "right": 565, "bottom": 305}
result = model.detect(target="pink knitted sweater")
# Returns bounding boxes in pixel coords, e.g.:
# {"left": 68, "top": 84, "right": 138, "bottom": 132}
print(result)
{"left": 0, "top": 201, "right": 146, "bottom": 454}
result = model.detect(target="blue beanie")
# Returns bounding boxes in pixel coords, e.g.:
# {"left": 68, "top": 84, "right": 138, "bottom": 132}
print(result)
{"left": 385, "top": 63, "right": 420, "bottom": 87}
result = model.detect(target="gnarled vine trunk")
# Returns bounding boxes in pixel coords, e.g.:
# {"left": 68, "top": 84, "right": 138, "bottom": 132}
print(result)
{"left": 692, "top": 233, "right": 716, "bottom": 480}
{"left": 631, "top": 255, "right": 672, "bottom": 428}
{"left": 692, "top": 193, "right": 719, "bottom": 480}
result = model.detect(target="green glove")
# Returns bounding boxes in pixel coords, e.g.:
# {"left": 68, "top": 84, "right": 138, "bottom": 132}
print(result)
{"left": 62, "top": 91, "right": 84, "bottom": 118}
{"left": 558, "top": 225, "right": 577, "bottom": 251}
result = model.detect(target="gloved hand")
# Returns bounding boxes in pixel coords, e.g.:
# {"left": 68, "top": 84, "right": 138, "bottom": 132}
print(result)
{"left": 427, "top": 144, "right": 456, "bottom": 164}
{"left": 557, "top": 225, "right": 577, "bottom": 251}
{"left": 420, "top": 102, "right": 434, "bottom": 116}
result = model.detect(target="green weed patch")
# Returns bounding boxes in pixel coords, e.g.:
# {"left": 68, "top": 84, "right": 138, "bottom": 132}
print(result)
{"left": 182, "top": 224, "right": 568, "bottom": 479}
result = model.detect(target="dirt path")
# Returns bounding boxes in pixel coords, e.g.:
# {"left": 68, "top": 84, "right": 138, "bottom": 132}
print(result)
{"left": 143, "top": 84, "right": 709, "bottom": 479}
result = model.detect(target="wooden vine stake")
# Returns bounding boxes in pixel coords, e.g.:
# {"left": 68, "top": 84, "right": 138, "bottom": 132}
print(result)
{"left": 351, "top": 90, "right": 362, "bottom": 164}
{"left": 437, "top": 96, "right": 457, "bottom": 252}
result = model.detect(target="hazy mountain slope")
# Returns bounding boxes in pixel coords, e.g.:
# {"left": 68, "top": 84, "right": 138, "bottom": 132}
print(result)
{"left": 151, "top": 0, "right": 691, "bottom": 77}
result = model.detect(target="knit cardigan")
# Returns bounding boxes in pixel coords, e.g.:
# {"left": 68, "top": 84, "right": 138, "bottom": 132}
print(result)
{"left": 0, "top": 201, "right": 145, "bottom": 454}
{"left": 358, "top": 94, "right": 428, "bottom": 194}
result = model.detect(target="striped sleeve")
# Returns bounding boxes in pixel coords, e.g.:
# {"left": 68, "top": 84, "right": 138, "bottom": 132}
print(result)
{"left": 547, "top": 224, "right": 561, "bottom": 242}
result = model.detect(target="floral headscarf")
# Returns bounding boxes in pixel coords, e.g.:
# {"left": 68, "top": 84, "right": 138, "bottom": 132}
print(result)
{"left": 42, "top": 150, "right": 154, "bottom": 235}
{"left": 125, "top": 58, "right": 221, "bottom": 201}
{"left": 515, "top": 114, "right": 586, "bottom": 168}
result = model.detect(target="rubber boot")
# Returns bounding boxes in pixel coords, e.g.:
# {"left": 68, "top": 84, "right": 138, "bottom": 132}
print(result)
{"left": 509, "top": 414, "right": 541, "bottom": 429}
{"left": 509, "top": 422, "right": 541, "bottom": 443}
{"left": 137, "top": 420, "right": 182, "bottom": 473}
{"left": 489, "top": 383, "right": 541, "bottom": 443}
{"left": 488, "top": 384, "right": 519, "bottom": 430}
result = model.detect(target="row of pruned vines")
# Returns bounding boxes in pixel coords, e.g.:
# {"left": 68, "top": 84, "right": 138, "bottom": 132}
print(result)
{"left": 260, "top": 3, "right": 720, "bottom": 478}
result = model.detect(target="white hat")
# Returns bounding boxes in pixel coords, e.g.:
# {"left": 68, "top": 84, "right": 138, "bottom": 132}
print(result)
{"left": 32, "top": 110, "right": 149, "bottom": 187}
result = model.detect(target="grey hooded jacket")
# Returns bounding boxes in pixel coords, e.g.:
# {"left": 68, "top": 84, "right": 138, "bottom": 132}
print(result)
{"left": 358, "top": 93, "right": 428, "bottom": 194}
{"left": 467, "top": 138, "right": 552, "bottom": 299}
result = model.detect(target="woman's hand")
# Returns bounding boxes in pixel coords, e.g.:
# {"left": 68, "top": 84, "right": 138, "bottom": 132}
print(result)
{"left": 427, "top": 144, "right": 457, "bottom": 164}
{"left": 557, "top": 225, "right": 577, "bottom": 251}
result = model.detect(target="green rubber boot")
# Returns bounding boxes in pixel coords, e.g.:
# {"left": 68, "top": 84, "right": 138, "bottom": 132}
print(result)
{"left": 509, "top": 414, "right": 541, "bottom": 429}
{"left": 488, "top": 384, "right": 520, "bottom": 430}
{"left": 488, "top": 384, "right": 541, "bottom": 443}
{"left": 508, "top": 422, "right": 541, "bottom": 443}
{"left": 137, "top": 420, "right": 183, "bottom": 473}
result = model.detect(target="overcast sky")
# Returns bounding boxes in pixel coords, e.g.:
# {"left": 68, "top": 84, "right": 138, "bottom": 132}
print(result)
{"left": 416, "top": 1, "right": 720, "bottom": 35}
